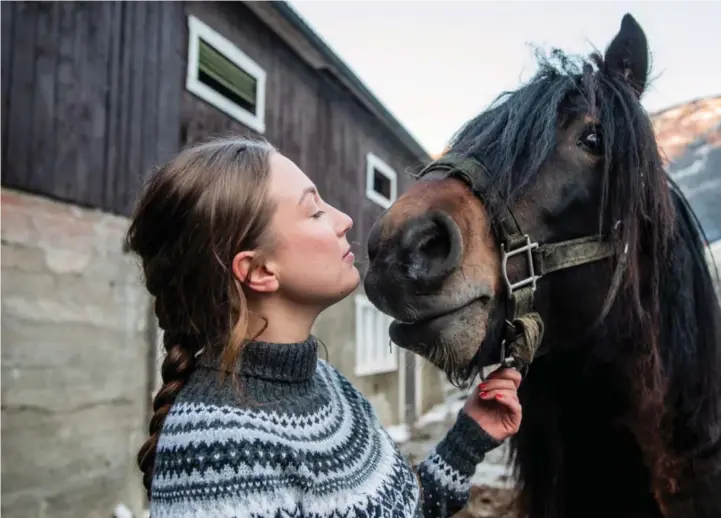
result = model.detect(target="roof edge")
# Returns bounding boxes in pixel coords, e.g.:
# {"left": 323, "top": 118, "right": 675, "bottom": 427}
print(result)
{"left": 269, "top": 1, "right": 430, "bottom": 163}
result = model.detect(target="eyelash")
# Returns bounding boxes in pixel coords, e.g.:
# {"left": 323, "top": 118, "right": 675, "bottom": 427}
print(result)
{"left": 312, "top": 210, "right": 325, "bottom": 219}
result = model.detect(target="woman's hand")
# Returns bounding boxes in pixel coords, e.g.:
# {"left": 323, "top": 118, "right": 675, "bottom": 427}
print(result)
{"left": 462, "top": 367, "right": 522, "bottom": 442}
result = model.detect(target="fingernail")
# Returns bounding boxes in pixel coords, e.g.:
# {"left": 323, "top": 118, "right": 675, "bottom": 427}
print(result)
{"left": 495, "top": 394, "right": 504, "bottom": 400}
{"left": 479, "top": 383, "right": 487, "bottom": 390}
{"left": 480, "top": 391, "right": 488, "bottom": 398}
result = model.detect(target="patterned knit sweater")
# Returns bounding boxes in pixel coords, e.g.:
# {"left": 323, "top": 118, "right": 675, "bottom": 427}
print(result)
{"left": 150, "top": 336, "right": 501, "bottom": 517}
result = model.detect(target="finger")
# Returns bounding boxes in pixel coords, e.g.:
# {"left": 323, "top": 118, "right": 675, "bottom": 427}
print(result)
{"left": 485, "top": 367, "right": 522, "bottom": 388}
{"left": 479, "top": 387, "right": 519, "bottom": 403}
{"left": 496, "top": 393, "right": 523, "bottom": 418}
{"left": 478, "top": 378, "right": 517, "bottom": 393}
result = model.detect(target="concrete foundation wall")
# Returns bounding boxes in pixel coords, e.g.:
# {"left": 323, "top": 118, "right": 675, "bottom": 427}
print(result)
{"left": 1, "top": 189, "right": 152, "bottom": 518}
{"left": 417, "top": 357, "right": 446, "bottom": 417}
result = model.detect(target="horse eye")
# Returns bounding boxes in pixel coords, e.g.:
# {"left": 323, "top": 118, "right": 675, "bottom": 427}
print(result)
{"left": 577, "top": 128, "right": 602, "bottom": 154}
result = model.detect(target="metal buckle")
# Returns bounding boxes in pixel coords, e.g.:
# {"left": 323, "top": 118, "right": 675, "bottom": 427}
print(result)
{"left": 499, "top": 320, "right": 519, "bottom": 367}
{"left": 501, "top": 234, "right": 541, "bottom": 294}
{"left": 499, "top": 337, "right": 528, "bottom": 377}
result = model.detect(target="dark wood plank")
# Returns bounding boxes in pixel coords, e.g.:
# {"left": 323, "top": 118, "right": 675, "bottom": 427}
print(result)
{"left": 5, "top": 2, "right": 37, "bottom": 188}
{"left": 28, "top": 3, "right": 59, "bottom": 195}
{"left": 156, "top": 1, "right": 183, "bottom": 166}
{"left": 103, "top": 0, "right": 123, "bottom": 210}
{"left": 70, "top": 2, "right": 90, "bottom": 202}
{"left": 112, "top": 1, "right": 135, "bottom": 214}
{"left": 53, "top": 1, "right": 79, "bottom": 200}
{"left": 81, "top": 1, "right": 111, "bottom": 206}
{"left": 123, "top": 1, "right": 147, "bottom": 214}
{"left": 140, "top": 0, "right": 159, "bottom": 181}
{"left": 1, "top": 1, "right": 16, "bottom": 171}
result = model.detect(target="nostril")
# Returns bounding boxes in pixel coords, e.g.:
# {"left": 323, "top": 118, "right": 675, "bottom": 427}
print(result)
{"left": 402, "top": 211, "right": 462, "bottom": 285}
{"left": 416, "top": 231, "right": 450, "bottom": 262}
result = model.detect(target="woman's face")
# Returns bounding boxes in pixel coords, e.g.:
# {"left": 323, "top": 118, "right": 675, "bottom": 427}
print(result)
{"left": 263, "top": 153, "right": 360, "bottom": 308}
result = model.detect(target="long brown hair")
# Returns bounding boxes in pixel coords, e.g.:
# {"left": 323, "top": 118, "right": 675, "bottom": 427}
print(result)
{"left": 124, "top": 136, "right": 277, "bottom": 499}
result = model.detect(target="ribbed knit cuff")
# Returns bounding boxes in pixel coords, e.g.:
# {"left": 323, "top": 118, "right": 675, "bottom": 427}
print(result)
{"left": 435, "top": 410, "right": 503, "bottom": 477}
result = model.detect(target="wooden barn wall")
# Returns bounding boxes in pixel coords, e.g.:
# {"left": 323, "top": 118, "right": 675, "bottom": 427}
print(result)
{"left": 182, "top": 2, "right": 425, "bottom": 263}
{"left": 1, "top": 1, "right": 185, "bottom": 216}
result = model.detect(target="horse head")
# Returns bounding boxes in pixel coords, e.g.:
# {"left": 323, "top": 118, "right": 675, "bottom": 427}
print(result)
{"left": 365, "top": 14, "right": 660, "bottom": 381}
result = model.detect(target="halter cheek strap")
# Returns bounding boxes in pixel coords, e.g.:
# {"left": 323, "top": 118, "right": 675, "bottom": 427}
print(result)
{"left": 417, "top": 157, "right": 616, "bottom": 376}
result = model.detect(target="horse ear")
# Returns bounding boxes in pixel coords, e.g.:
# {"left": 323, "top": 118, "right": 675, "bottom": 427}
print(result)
{"left": 603, "top": 14, "right": 649, "bottom": 97}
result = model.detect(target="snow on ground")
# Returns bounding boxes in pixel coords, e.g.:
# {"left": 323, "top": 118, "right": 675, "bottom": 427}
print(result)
{"left": 112, "top": 504, "right": 140, "bottom": 518}
{"left": 385, "top": 423, "right": 411, "bottom": 444}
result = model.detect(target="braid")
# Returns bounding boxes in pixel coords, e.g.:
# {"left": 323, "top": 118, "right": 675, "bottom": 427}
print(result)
{"left": 137, "top": 294, "right": 199, "bottom": 500}
{"left": 124, "top": 136, "right": 277, "bottom": 500}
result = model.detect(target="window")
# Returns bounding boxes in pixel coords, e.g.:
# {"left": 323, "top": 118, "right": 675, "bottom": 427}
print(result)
{"left": 354, "top": 295, "right": 398, "bottom": 376}
{"left": 186, "top": 15, "right": 266, "bottom": 133}
{"left": 365, "top": 153, "right": 397, "bottom": 209}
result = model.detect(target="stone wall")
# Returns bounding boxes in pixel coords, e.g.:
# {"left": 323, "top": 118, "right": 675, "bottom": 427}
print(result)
{"left": 1, "top": 189, "right": 153, "bottom": 518}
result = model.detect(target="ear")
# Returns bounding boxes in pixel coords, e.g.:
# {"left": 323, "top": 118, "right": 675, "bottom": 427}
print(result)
{"left": 603, "top": 14, "right": 649, "bottom": 97}
{"left": 231, "top": 251, "right": 279, "bottom": 293}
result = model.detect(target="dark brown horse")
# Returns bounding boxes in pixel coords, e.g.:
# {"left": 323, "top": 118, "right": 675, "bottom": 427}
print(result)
{"left": 363, "top": 14, "right": 721, "bottom": 518}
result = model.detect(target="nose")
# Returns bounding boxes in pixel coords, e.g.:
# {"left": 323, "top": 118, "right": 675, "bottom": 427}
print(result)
{"left": 400, "top": 211, "right": 463, "bottom": 286}
{"left": 335, "top": 208, "right": 353, "bottom": 236}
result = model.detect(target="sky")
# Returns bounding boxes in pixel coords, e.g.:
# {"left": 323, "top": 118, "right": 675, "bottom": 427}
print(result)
{"left": 288, "top": 1, "right": 721, "bottom": 156}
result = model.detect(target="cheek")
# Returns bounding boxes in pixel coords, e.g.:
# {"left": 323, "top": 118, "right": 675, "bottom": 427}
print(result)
{"left": 278, "top": 223, "right": 339, "bottom": 265}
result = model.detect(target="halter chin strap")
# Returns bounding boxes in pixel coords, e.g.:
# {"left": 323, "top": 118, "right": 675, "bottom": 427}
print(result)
{"left": 417, "top": 156, "right": 616, "bottom": 376}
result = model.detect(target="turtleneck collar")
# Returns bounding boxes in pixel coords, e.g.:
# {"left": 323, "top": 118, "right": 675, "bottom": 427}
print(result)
{"left": 201, "top": 335, "right": 318, "bottom": 382}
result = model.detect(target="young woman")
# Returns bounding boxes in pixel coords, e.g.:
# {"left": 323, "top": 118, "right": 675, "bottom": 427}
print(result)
{"left": 126, "top": 136, "right": 523, "bottom": 518}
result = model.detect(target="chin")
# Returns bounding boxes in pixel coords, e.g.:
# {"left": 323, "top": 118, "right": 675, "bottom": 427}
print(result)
{"left": 388, "top": 299, "right": 495, "bottom": 386}
{"left": 332, "top": 266, "right": 361, "bottom": 303}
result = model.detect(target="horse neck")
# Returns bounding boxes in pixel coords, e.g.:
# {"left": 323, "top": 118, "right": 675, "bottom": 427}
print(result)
{"left": 509, "top": 210, "right": 721, "bottom": 518}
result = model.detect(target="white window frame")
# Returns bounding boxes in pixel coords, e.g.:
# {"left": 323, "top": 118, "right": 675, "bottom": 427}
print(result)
{"left": 354, "top": 295, "right": 398, "bottom": 376}
{"left": 365, "top": 152, "right": 398, "bottom": 209}
{"left": 186, "top": 14, "right": 266, "bottom": 134}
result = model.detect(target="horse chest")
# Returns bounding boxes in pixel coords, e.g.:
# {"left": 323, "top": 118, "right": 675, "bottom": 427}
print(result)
{"left": 517, "top": 364, "right": 665, "bottom": 517}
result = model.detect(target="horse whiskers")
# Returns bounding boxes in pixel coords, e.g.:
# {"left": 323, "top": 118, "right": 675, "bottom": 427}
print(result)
{"left": 424, "top": 343, "right": 470, "bottom": 388}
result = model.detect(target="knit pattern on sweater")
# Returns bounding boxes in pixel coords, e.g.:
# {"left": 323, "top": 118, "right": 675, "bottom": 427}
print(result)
{"left": 149, "top": 338, "right": 500, "bottom": 518}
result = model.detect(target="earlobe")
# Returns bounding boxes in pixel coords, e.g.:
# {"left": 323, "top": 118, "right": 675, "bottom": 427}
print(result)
{"left": 603, "top": 13, "right": 649, "bottom": 98}
{"left": 231, "top": 251, "right": 279, "bottom": 293}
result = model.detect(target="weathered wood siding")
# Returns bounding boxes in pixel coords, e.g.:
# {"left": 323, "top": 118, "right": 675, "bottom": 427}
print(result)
{"left": 182, "top": 2, "right": 425, "bottom": 263}
{"left": 1, "top": 0, "right": 425, "bottom": 243}
{"left": 1, "top": 1, "right": 185, "bottom": 216}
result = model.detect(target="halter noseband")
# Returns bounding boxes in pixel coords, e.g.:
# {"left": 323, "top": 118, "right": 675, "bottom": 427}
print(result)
{"left": 417, "top": 156, "right": 616, "bottom": 377}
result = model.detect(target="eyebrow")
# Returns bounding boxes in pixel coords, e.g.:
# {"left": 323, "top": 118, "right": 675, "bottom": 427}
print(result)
{"left": 298, "top": 186, "right": 318, "bottom": 205}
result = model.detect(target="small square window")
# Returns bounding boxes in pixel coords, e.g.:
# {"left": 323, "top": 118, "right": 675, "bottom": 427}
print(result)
{"left": 186, "top": 15, "right": 266, "bottom": 133}
{"left": 365, "top": 153, "right": 397, "bottom": 209}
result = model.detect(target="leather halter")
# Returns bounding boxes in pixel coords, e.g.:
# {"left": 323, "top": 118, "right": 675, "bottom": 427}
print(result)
{"left": 416, "top": 155, "right": 616, "bottom": 376}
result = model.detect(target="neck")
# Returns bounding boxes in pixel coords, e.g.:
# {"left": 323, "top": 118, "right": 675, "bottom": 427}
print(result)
{"left": 249, "top": 296, "right": 321, "bottom": 344}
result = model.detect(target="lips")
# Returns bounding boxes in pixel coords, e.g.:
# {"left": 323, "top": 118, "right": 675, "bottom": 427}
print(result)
{"left": 395, "top": 297, "right": 480, "bottom": 326}
{"left": 390, "top": 297, "right": 476, "bottom": 334}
